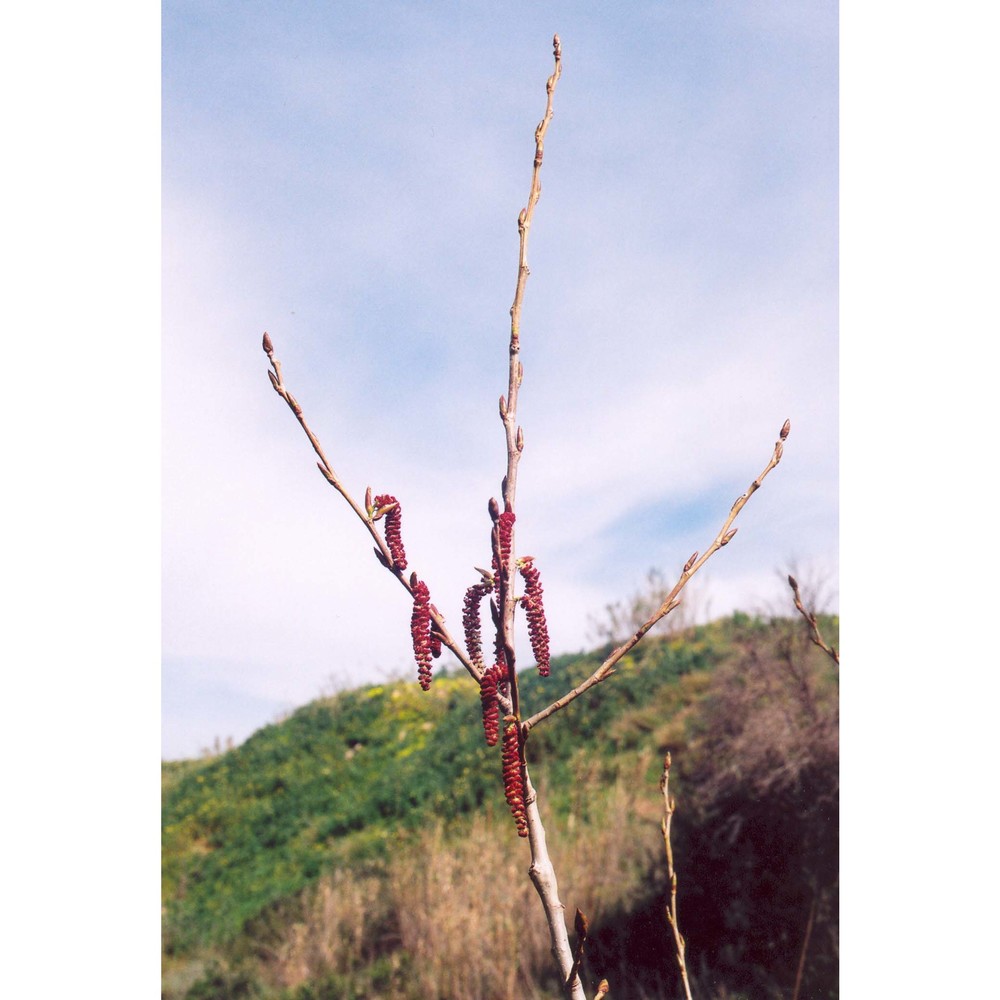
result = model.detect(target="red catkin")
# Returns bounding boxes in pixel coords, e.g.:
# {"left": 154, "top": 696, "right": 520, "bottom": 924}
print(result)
{"left": 479, "top": 665, "right": 502, "bottom": 746}
{"left": 462, "top": 581, "right": 493, "bottom": 669}
{"left": 518, "top": 557, "right": 551, "bottom": 677}
{"left": 502, "top": 719, "right": 529, "bottom": 837}
{"left": 410, "top": 579, "right": 433, "bottom": 690}
{"left": 373, "top": 494, "right": 407, "bottom": 570}
{"left": 497, "top": 510, "right": 516, "bottom": 583}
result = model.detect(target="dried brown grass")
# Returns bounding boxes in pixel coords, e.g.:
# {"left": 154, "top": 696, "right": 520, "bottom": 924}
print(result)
{"left": 271, "top": 774, "right": 661, "bottom": 998}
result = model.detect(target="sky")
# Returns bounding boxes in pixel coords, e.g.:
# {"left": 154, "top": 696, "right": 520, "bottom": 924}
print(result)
{"left": 162, "top": 1, "right": 838, "bottom": 761}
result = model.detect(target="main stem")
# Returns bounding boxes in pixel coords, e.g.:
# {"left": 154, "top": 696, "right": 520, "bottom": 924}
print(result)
{"left": 495, "top": 34, "right": 585, "bottom": 1000}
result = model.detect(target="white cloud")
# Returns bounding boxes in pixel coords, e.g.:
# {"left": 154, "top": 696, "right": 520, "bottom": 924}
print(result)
{"left": 162, "top": 4, "right": 837, "bottom": 758}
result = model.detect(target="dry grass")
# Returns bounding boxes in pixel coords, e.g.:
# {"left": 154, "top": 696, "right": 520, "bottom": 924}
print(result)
{"left": 270, "top": 775, "right": 662, "bottom": 998}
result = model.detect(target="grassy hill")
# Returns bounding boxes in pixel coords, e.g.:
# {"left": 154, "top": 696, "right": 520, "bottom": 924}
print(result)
{"left": 162, "top": 613, "right": 838, "bottom": 1000}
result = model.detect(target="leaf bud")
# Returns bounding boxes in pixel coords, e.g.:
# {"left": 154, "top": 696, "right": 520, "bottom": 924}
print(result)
{"left": 262, "top": 332, "right": 274, "bottom": 355}
{"left": 683, "top": 552, "right": 698, "bottom": 573}
{"left": 721, "top": 528, "right": 738, "bottom": 546}
{"left": 780, "top": 418, "right": 791, "bottom": 440}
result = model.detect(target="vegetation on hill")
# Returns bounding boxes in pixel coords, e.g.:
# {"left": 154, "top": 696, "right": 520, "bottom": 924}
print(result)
{"left": 162, "top": 612, "right": 838, "bottom": 1000}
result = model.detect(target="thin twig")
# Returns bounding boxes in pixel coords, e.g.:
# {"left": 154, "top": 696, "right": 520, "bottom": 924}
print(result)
{"left": 791, "top": 887, "right": 818, "bottom": 1000}
{"left": 565, "top": 908, "right": 588, "bottom": 994}
{"left": 787, "top": 574, "right": 839, "bottom": 665}
{"left": 523, "top": 421, "right": 791, "bottom": 733}
{"left": 660, "top": 753, "right": 694, "bottom": 1000}
{"left": 261, "top": 333, "right": 481, "bottom": 682}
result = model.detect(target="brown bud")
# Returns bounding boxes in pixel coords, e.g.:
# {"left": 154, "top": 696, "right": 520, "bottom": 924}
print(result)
{"left": 788, "top": 574, "right": 798, "bottom": 590}
{"left": 575, "top": 908, "right": 589, "bottom": 941}
{"left": 721, "top": 528, "right": 738, "bottom": 546}
{"left": 373, "top": 546, "right": 389, "bottom": 568}
{"left": 267, "top": 369, "right": 279, "bottom": 390}
{"left": 516, "top": 426, "right": 524, "bottom": 452}
{"left": 499, "top": 395, "right": 508, "bottom": 418}
{"left": 518, "top": 208, "right": 527, "bottom": 230}
{"left": 774, "top": 441, "right": 784, "bottom": 462}
{"left": 409, "top": 571, "right": 419, "bottom": 589}
{"left": 664, "top": 751, "right": 672, "bottom": 771}
{"left": 683, "top": 551, "right": 698, "bottom": 573}
{"left": 780, "top": 418, "right": 791, "bottom": 440}
{"left": 488, "top": 497, "right": 501, "bottom": 521}
{"left": 262, "top": 332, "right": 274, "bottom": 355}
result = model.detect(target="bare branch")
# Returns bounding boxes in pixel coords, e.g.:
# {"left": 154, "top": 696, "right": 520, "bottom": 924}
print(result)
{"left": 788, "top": 574, "right": 839, "bottom": 665}
{"left": 261, "top": 334, "right": 482, "bottom": 683}
{"left": 524, "top": 423, "right": 790, "bottom": 732}
{"left": 660, "top": 753, "right": 694, "bottom": 1000}
{"left": 496, "top": 34, "right": 563, "bottom": 725}
{"left": 565, "top": 908, "right": 589, "bottom": 994}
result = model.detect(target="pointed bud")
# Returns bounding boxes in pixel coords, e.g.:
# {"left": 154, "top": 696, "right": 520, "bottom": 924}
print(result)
{"left": 683, "top": 552, "right": 698, "bottom": 573}
{"left": 373, "top": 546, "right": 390, "bottom": 568}
{"left": 780, "top": 418, "right": 791, "bottom": 440}
{"left": 499, "top": 395, "right": 508, "bottom": 418}
{"left": 721, "top": 528, "right": 738, "bottom": 546}
{"left": 575, "top": 908, "right": 589, "bottom": 941}
{"left": 262, "top": 332, "right": 274, "bottom": 355}
{"left": 516, "top": 426, "right": 524, "bottom": 452}
{"left": 267, "top": 370, "right": 279, "bottom": 390}
{"left": 774, "top": 441, "right": 784, "bottom": 462}
{"left": 365, "top": 486, "right": 373, "bottom": 517}
{"left": 788, "top": 574, "right": 798, "bottom": 590}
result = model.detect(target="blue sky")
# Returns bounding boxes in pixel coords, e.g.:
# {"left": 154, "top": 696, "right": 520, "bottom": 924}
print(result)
{"left": 162, "top": 2, "right": 838, "bottom": 760}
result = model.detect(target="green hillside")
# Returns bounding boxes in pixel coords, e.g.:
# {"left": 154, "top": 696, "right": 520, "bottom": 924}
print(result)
{"left": 162, "top": 613, "right": 838, "bottom": 1000}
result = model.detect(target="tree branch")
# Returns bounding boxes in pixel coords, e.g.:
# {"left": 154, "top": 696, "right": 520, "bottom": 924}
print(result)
{"left": 523, "top": 421, "right": 790, "bottom": 733}
{"left": 661, "top": 752, "right": 694, "bottom": 1000}
{"left": 788, "top": 574, "right": 839, "bottom": 665}
{"left": 261, "top": 333, "right": 482, "bottom": 683}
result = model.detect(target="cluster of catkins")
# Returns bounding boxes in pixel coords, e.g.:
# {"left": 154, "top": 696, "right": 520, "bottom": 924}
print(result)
{"left": 380, "top": 492, "right": 550, "bottom": 837}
